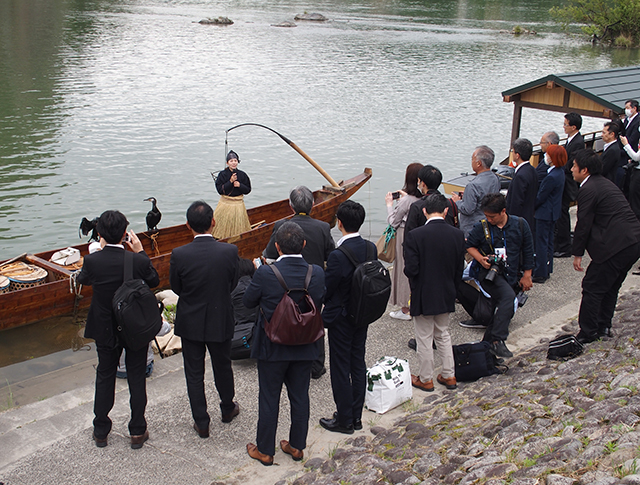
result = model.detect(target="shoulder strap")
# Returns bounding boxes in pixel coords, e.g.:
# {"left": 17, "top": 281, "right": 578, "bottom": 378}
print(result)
{"left": 449, "top": 199, "right": 459, "bottom": 226}
{"left": 304, "top": 264, "right": 313, "bottom": 290}
{"left": 338, "top": 242, "right": 374, "bottom": 267}
{"left": 480, "top": 219, "right": 494, "bottom": 253}
{"left": 338, "top": 244, "right": 359, "bottom": 267}
{"left": 123, "top": 251, "right": 133, "bottom": 282}
{"left": 269, "top": 264, "right": 289, "bottom": 292}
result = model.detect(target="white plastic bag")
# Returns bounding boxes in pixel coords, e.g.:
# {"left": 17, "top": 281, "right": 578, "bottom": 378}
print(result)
{"left": 365, "top": 356, "right": 412, "bottom": 414}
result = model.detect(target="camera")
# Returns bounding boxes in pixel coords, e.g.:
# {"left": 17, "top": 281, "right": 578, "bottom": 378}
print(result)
{"left": 516, "top": 290, "right": 528, "bottom": 307}
{"left": 484, "top": 255, "right": 506, "bottom": 282}
{"left": 392, "top": 191, "right": 400, "bottom": 200}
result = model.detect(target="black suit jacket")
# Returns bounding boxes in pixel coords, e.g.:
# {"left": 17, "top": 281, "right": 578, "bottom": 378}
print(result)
{"left": 263, "top": 214, "right": 335, "bottom": 267}
{"left": 625, "top": 115, "right": 640, "bottom": 152}
{"left": 322, "top": 236, "right": 376, "bottom": 327}
{"left": 505, "top": 162, "right": 538, "bottom": 231}
{"left": 572, "top": 175, "right": 640, "bottom": 263}
{"left": 170, "top": 235, "right": 239, "bottom": 342}
{"left": 563, "top": 133, "right": 585, "bottom": 201}
{"left": 403, "top": 219, "right": 465, "bottom": 316}
{"left": 243, "top": 256, "right": 324, "bottom": 361}
{"left": 601, "top": 142, "right": 622, "bottom": 183}
{"left": 405, "top": 189, "right": 457, "bottom": 234}
{"left": 78, "top": 246, "right": 159, "bottom": 347}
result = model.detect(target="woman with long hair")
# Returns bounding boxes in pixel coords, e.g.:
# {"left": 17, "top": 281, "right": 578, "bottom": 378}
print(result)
{"left": 386, "top": 162, "right": 423, "bottom": 319}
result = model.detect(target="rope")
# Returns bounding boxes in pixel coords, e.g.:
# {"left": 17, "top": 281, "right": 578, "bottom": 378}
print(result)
{"left": 141, "top": 232, "right": 161, "bottom": 257}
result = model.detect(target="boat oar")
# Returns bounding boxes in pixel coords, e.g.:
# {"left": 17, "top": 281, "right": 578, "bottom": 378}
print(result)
{"left": 225, "top": 123, "right": 341, "bottom": 188}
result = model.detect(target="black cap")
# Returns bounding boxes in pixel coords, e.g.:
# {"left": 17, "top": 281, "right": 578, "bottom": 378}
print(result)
{"left": 227, "top": 150, "right": 239, "bottom": 162}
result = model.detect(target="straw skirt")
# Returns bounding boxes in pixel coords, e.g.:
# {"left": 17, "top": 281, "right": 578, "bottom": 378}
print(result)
{"left": 213, "top": 195, "right": 251, "bottom": 239}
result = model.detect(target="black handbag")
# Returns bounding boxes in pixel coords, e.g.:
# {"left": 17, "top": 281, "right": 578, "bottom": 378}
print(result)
{"left": 453, "top": 342, "right": 507, "bottom": 382}
{"left": 547, "top": 334, "right": 584, "bottom": 361}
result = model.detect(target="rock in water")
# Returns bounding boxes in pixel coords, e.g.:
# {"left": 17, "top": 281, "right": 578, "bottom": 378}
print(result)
{"left": 271, "top": 21, "right": 297, "bottom": 27}
{"left": 198, "top": 17, "right": 234, "bottom": 25}
{"left": 294, "top": 13, "right": 327, "bottom": 21}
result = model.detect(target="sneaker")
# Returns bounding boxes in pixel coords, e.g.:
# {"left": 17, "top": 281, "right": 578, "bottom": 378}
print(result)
{"left": 489, "top": 340, "right": 513, "bottom": 359}
{"left": 458, "top": 319, "right": 488, "bottom": 329}
{"left": 390, "top": 310, "right": 411, "bottom": 321}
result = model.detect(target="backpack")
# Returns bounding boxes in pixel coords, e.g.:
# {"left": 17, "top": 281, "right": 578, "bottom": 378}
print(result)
{"left": 547, "top": 334, "right": 584, "bottom": 361}
{"left": 453, "top": 341, "right": 508, "bottom": 382}
{"left": 112, "top": 251, "right": 163, "bottom": 351}
{"left": 262, "top": 264, "right": 324, "bottom": 346}
{"left": 338, "top": 242, "right": 391, "bottom": 327}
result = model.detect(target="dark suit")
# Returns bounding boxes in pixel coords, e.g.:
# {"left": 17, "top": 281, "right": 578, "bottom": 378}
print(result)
{"left": 403, "top": 220, "right": 465, "bottom": 316}
{"left": 404, "top": 189, "right": 458, "bottom": 234}
{"left": 243, "top": 256, "right": 324, "bottom": 456}
{"left": 534, "top": 166, "right": 565, "bottom": 279}
{"left": 170, "top": 235, "right": 239, "bottom": 428}
{"left": 572, "top": 175, "right": 640, "bottom": 339}
{"left": 263, "top": 215, "right": 334, "bottom": 268}
{"left": 555, "top": 132, "right": 585, "bottom": 253}
{"left": 620, "top": 115, "right": 640, "bottom": 190}
{"left": 506, "top": 162, "right": 538, "bottom": 232}
{"left": 77, "top": 246, "right": 159, "bottom": 439}
{"left": 322, "top": 235, "right": 375, "bottom": 427}
{"left": 601, "top": 142, "right": 622, "bottom": 184}
{"left": 536, "top": 159, "right": 549, "bottom": 183}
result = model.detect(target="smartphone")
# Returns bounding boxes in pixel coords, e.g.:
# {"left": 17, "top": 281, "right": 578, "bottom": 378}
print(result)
{"left": 392, "top": 191, "right": 400, "bottom": 200}
{"left": 124, "top": 233, "right": 131, "bottom": 243}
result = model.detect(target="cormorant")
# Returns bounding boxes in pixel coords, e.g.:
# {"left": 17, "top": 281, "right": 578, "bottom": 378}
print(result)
{"left": 79, "top": 217, "right": 99, "bottom": 242}
{"left": 144, "top": 197, "right": 161, "bottom": 231}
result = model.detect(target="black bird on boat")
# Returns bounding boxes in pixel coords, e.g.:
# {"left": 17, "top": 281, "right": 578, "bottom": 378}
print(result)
{"left": 144, "top": 197, "right": 161, "bottom": 231}
{"left": 79, "top": 217, "right": 99, "bottom": 242}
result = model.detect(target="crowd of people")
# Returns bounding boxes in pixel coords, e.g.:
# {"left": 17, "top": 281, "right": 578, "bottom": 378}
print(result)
{"left": 77, "top": 106, "right": 640, "bottom": 463}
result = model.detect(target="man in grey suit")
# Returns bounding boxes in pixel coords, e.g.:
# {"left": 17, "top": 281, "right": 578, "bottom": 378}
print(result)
{"left": 170, "top": 200, "right": 240, "bottom": 438}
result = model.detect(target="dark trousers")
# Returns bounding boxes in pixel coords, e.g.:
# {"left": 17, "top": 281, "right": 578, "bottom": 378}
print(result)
{"left": 94, "top": 343, "right": 147, "bottom": 438}
{"left": 578, "top": 242, "right": 640, "bottom": 338}
{"left": 311, "top": 336, "right": 326, "bottom": 376}
{"left": 457, "top": 281, "right": 479, "bottom": 318}
{"left": 480, "top": 275, "right": 516, "bottom": 342}
{"left": 181, "top": 337, "right": 235, "bottom": 429}
{"left": 630, "top": 170, "right": 640, "bottom": 220}
{"left": 256, "top": 359, "right": 313, "bottom": 456}
{"left": 327, "top": 319, "right": 368, "bottom": 426}
{"left": 554, "top": 184, "right": 575, "bottom": 254}
{"left": 534, "top": 219, "right": 555, "bottom": 279}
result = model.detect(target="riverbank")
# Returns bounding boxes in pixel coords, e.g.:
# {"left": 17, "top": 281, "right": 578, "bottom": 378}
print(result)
{"left": 0, "top": 255, "right": 639, "bottom": 484}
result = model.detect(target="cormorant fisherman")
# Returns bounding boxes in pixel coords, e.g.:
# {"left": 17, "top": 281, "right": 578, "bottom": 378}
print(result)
{"left": 144, "top": 197, "right": 162, "bottom": 231}
{"left": 213, "top": 150, "right": 252, "bottom": 239}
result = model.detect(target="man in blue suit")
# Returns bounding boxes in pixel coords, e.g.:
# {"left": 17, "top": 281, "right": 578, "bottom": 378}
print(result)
{"left": 170, "top": 201, "right": 240, "bottom": 438}
{"left": 320, "top": 200, "right": 376, "bottom": 434}
{"left": 506, "top": 137, "right": 538, "bottom": 232}
{"left": 243, "top": 222, "right": 325, "bottom": 465}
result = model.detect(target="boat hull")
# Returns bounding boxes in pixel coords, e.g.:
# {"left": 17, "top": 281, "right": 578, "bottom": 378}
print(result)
{"left": 0, "top": 169, "right": 371, "bottom": 331}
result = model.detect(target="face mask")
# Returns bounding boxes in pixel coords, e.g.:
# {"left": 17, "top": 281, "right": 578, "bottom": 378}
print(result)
{"left": 626, "top": 108, "right": 634, "bottom": 118}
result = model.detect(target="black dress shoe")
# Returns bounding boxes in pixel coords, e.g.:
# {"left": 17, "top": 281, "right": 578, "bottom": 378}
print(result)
{"left": 332, "top": 411, "right": 362, "bottom": 430}
{"left": 489, "top": 340, "right": 513, "bottom": 358}
{"left": 193, "top": 422, "right": 209, "bottom": 438}
{"left": 311, "top": 367, "right": 327, "bottom": 379}
{"left": 532, "top": 276, "right": 548, "bottom": 284}
{"left": 553, "top": 251, "right": 571, "bottom": 258}
{"left": 597, "top": 328, "right": 614, "bottom": 339}
{"left": 576, "top": 332, "right": 598, "bottom": 345}
{"left": 222, "top": 402, "right": 240, "bottom": 423}
{"left": 319, "top": 417, "right": 354, "bottom": 434}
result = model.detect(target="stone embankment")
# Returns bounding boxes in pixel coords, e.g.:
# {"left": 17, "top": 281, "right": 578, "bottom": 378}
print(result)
{"left": 284, "top": 291, "right": 640, "bottom": 485}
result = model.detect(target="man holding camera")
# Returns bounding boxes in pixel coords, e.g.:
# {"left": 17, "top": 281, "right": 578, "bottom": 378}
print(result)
{"left": 466, "top": 193, "right": 534, "bottom": 359}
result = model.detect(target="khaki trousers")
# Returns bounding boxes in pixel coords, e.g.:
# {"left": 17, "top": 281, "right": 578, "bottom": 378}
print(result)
{"left": 413, "top": 313, "right": 455, "bottom": 382}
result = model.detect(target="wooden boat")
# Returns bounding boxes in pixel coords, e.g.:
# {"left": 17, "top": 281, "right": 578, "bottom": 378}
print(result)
{"left": 0, "top": 168, "right": 372, "bottom": 331}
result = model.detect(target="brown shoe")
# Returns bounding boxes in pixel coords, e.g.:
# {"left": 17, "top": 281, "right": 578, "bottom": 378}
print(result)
{"left": 280, "top": 440, "right": 303, "bottom": 461}
{"left": 130, "top": 430, "right": 149, "bottom": 449}
{"left": 247, "top": 443, "right": 273, "bottom": 466}
{"left": 437, "top": 374, "right": 457, "bottom": 390}
{"left": 411, "top": 374, "right": 434, "bottom": 392}
{"left": 222, "top": 402, "right": 240, "bottom": 423}
{"left": 92, "top": 432, "right": 108, "bottom": 448}
{"left": 193, "top": 423, "right": 209, "bottom": 438}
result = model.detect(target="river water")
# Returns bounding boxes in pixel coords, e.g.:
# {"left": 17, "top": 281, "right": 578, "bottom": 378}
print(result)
{"left": 2, "top": 0, "right": 640, "bottom": 262}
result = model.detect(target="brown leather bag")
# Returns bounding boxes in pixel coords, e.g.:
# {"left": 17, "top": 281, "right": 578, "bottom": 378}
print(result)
{"left": 262, "top": 264, "right": 324, "bottom": 346}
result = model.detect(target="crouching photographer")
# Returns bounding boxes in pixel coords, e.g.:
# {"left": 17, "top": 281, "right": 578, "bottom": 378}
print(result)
{"left": 466, "top": 193, "right": 534, "bottom": 359}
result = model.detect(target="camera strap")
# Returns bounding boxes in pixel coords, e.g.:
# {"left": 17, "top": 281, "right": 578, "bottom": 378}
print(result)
{"left": 481, "top": 219, "right": 494, "bottom": 256}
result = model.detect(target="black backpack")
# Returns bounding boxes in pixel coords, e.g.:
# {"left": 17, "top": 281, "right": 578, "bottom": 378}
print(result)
{"left": 112, "top": 251, "right": 162, "bottom": 351}
{"left": 453, "top": 341, "right": 508, "bottom": 382}
{"left": 338, "top": 242, "right": 391, "bottom": 327}
{"left": 547, "top": 334, "right": 584, "bottom": 361}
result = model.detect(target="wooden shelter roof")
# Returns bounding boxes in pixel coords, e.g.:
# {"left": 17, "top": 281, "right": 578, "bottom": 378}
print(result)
{"left": 501, "top": 65, "right": 640, "bottom": 143}
{"left": 502, "top": 65, "right": 640, "bottom": 118}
